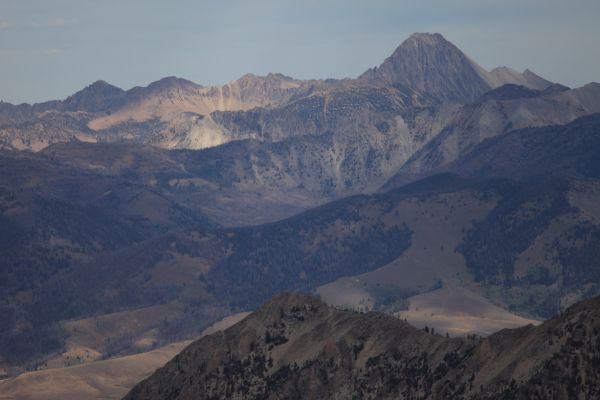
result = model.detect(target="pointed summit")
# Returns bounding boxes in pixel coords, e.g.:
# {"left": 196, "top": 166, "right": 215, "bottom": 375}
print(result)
{"left": 404, "top": 32, "right": 447, "bottom": 45}
{"left": 62, "top": 80, "right": 124, "bottom": 112}
{"left": 73, "top": 80, "right": 123, "bottom": 97}
{"left": 359, "top": 32, "right": 492, "bottom": 102}
{"left": 145, "top": 76, "right": 201, "bottom": 92}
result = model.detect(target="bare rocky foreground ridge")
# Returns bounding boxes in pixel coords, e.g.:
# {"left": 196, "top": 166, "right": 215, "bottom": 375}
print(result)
{"left": 0, "top": 342, "right": 189, "bottom": 400}
{"left": 124, "top": 292, "right": 600, "bottom": 400}
{"left": 0, "top": 313, "right": 249, "bottom": 400}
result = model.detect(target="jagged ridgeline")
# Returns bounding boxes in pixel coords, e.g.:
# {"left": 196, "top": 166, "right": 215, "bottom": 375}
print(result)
{"left": 124, "top": 293, "right": 600, "bottom": 400}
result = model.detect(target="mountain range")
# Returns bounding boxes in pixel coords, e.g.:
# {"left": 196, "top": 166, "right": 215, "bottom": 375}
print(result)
{"left": 0, "top": 32, "right": 599, "bottom": 399}
{"left": 3, "top": 33, "right": 597, "bottom": 227}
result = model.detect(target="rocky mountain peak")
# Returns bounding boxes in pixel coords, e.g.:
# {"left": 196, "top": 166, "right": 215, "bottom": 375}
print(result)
{"left": 70, "top": 80, "right": 123, "bottom": 97}
{"left": 61, "top": 79, "right": 124, "bottom": 113}
{"left": 404, "top": 32, "right": 447, "bottom": 46}
{"left": 145, "top": 76, "right": 201, "bottom": 93}
{"left": 359, "top": 32, "right": 492, "bottom": 102}
{"left": 89, "top": 79, "right": 119, "bottom": 89}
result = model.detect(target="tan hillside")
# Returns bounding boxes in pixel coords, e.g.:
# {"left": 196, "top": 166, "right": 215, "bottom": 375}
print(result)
{"left": 0, "top": 312, "right": 249, "bottom": 400}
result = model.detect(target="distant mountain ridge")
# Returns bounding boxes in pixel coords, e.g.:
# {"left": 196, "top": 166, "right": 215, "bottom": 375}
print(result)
{"left": 0, "top": 33, "right": 555, "bottom": 147}
{"left": 358, "top": 33, "right": 552, "bottom": 101}
{"left": 0, "top": 73, "right": 307, "bottom": 128}
{"left": 2, "top": 33, "right": 587, "bottom": 202}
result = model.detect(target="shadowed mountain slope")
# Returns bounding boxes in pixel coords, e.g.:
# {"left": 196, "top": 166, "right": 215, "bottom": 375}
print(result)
{"left": 383, "top": 83, "right": 600, "bottom": 188}
{"left": 446, "top": 113, "right": 600, "bottom": 181}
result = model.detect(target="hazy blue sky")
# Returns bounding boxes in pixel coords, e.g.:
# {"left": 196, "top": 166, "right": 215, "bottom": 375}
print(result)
{"left": 1, "top": 0, "right": 599, "bottom": 104}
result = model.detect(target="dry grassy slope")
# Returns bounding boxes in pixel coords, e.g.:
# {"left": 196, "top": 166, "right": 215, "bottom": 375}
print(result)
{"left": 396, "top": 286, "right": 538, "bottom": 336}
{"left": 0, "top": 342, "right": 188, "bottom": 400}
{"left": 0, "top": 312, "right": 249, "bottom": 400}
{"left": 50, "top": 303, "right": 181, "bottom": 368}
{"left": 317, "top": 188, "right": 538, "bottom": 335}
{"left": 319, "top": 170, "right": 600, "bottom": 328}
{"left": 123, "top": 292, "right": 600, "bottom": 400}
{"left": 317, "top": 189, "right": 492, "bottom": 300}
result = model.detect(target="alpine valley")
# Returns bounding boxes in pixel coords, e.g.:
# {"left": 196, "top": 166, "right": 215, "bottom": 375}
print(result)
{"left": 1, "top": 32, "right": 599, "bottom": 400}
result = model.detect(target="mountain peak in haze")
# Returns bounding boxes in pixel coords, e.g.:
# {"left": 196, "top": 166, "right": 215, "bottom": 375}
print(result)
{"left": 404, "top": 31, "right": 446, "bottom": 45}
{"left": 62, "top": 80, "right": 124, "bottom": 113}
{"left": 145, "top": 76, "right": 201, "bottom": 92}
{"left": 359, "top": 32, "right": 492, "bottom": 102}
{"left": 70, "top": 80, "right": 123, "bottom": 97}
{"left": 86, "top": 80, "right": 121, "bottom": 91}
